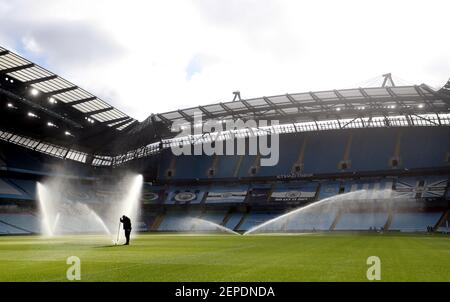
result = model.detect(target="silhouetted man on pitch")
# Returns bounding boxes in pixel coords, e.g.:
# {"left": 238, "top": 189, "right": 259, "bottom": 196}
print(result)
{"left": 120, "top": 215, "right": 132, "bottom": 245}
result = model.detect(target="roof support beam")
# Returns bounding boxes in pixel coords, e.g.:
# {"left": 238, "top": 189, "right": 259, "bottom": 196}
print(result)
{"left": 419, "top": 84, "right": 450, "bottom": 106}
{"left": 177, "top": 110, "right": 194, "bottom": 122}
{"left": 219, "top": 102, "right": 235, "bottom": 115}
{"left": 334, "top": 90, "right": 351, "bottom": 109}
{"left": 102, "top": 116, "right": 129, "bottom": 125}
{"left": 286, "top": 93, "right": 308, "bottom": 113}
{"left": 69, "top": 96, "right": 97, "bottom": 106}
{"left": 0, "top": 63, "right": 34, "bottom": 74}
{"left": 241, "top": 99, "right": 260, "bottom": 118}
{"left": 86, "top": 107, "right": 113, "bottom": 116}
{"left": 24, "top": 75, "right": 57, "bottom": 85}
{"left": 385, "top": 87, "right": 407, "bottom": 108}
{"left": 46, "top": 86, "right": 78, "bottom": 96}
{"left": 198, "top": 105, "right": 214, "bottom": 119}
{"left": 310, "top": 92, "right": 330, "bottom": 111}
{"left": 156, "top": 113, "right": 172, "bottom": 124}
{"left": 358, "top": 88, "right": 378, "bottom": 109}
{"left": 413, "top": 85, "right": 434, "bottom": 110}
{"left": 264, "top": 97, "right": 285, "bottom": 116}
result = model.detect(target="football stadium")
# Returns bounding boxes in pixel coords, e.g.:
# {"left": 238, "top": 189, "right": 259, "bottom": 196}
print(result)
{"left": 0, "top": 46, "right": 449, "bottom": 282}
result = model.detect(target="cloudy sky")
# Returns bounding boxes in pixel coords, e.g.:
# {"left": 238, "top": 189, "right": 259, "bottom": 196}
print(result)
{"left": 1, "top": 0, "right": 449, "bottom": 121}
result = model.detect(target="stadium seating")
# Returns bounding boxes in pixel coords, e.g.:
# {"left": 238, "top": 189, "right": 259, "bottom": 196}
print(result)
{"left": 158, "top": 211, "right": 197, "bottom": 231}
{"left": 0, "top": 141, "right": 93, "bottom": 178}
{"left": 0, "top": 178, "right": 25, "bottom": 199}
{"left": 400, "top": 127, "right": 449, "bottom": 169}
{"left": 174, "top": 154, "right": 214, "bottom": 179}
{"left": 257, "top": 134, "right": 303, "bottom": 176}
{"left": 0, "top": 213, "right": 40, "bottom": 234}
{"left": 223, "top": 212, "right": 244, "bottom": 230}
{"left": 0, "top": 125, "right": 448, "bottom": 235}
{"left": 0, "top": 222, "right": 27, "bottom": 234}
{"left": 155, "top": 127, "right": 449, "bottom": 180}
{"left": 389, "top": 212, "right": 442, "bottom": 232}
{"left": 215, "top": 155, "right": 239, "bottom": 178}
{"left": 347, "top": 128, "right": 398, "bottom": 172}
{"left": 303, "top": 131, "right": 348, "bottom": 174}
{"left": 237, "top": 213, "right": 278, "bottom": 231}
{"left": 334, "top": 212, "right": 388, "bottom": 230}
{"left": 8, "top": 179, "right": 36, "bottom": 199}
{"left": 285, "top": 211, "right": 337, "bottom": 231}
{"left": 200, "top": 211, "right": 227, "bottom": 225}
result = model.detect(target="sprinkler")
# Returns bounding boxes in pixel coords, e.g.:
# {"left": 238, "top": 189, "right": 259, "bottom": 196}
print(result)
{"left": 113, "top": 220, "right": 121, "bottom": 245}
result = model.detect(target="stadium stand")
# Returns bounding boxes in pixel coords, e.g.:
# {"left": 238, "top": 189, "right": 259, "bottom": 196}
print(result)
{"left": 0, "top": 46, "right": 448, "bottom": 234}
{"left": 158, "top": 211, "right": 196, "bottom": 231}
{"left": 334, "top": 212, "right": 389, "bottom": 231}
{"left": 237, "top": 212, "right": 278, "bottom": 231}
{"left": 223, "top": 212, "right": 245, "bottom": 230}
{"left": 153, "top": 126, "right": 449, "bottom": 180}
{"left": 200, "top": 210, "right": 227, "bottom": 225}
{"left": 0, "top": 213, "right": 40, "bottom": 233}
{"left": 389, "top": 212, "right": 443, "bottom": 232}
{"left": 285, "top": 211, "right": 338, "bottom": 231}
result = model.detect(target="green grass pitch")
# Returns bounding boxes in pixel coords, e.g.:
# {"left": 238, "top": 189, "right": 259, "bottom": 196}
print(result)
{"left": 0, "top": 233, "right": 448, "bottom": 281}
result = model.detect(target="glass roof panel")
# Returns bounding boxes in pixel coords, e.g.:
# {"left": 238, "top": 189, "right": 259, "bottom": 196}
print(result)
{"left": 364, "top": 87, "right": 390, "bottom": 97}
{"left": 0, "top": 47, "right": 135, "bottom": 128}
{"left": 338, "top": 89, "right": 363, "bottom": 98}
{"left": 314, "top": 91, "right": 339, "bottom": 100}
{"left": 223, "top": 101, "right": 245, "bottom": 109}
{"left": 290, "top": 92, "right": 313, "bottom": 102}
{"left": 8, "top": 66, "right": 52, "bottom": 81}
{"left": 202, "top": 104, "right": 224, "bottom": 112}
{"left": 0, "top": 53, "right": 29, "bottom": 70}
{"left": 390, "top": 87, "right": 419, "bottom": 96}
{"left": 246, "top": 98, "right": 268, "bottom": 107}
{"left": 183, "top": 108, "right": 202, "bottom": 116}
{"left": 73, "top": 100, "right": 110, "bottom": 113}
{"left": 161, "top": 111, "right": 182, "bottom": 120}
{"left": 268, "top": 95, "right": 290, "bottom": 105}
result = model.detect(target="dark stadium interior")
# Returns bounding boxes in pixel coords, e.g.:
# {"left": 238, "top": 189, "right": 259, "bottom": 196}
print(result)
{"left": 0, "top": 46, "right": 449, "bottom": 235}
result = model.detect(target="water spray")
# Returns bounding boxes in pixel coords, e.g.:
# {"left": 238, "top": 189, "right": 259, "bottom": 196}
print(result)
{"left": 192, "top": 218, "right": 240, "bottom": 235}
{"left": 244, "top": 189, "right": 397, "bottom": 235}
{"left": 37, "top": 183, "right": 54, "bottom": 237}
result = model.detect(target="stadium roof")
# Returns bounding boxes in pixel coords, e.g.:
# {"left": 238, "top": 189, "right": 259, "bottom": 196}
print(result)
{"left": 154, "top": 84, "right": 450, "bottom": 127}
{"left": 0, "top": 45, "right": 449, "bottom": 165}
{"left": 0, "top": 46, "right": 136, "bottom": 131}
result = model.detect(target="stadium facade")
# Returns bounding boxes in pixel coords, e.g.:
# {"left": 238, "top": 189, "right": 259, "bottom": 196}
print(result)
{"left": 0, "top": 46, "right": 449, "bottom": 235}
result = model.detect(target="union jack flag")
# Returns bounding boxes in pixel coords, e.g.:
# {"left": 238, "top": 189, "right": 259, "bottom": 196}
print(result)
{"left": 394, "top": 177, "right": 448, "bottom": 199}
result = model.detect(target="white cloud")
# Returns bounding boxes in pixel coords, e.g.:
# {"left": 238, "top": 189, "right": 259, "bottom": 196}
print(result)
{"left": 1, "top": 0, "right": 449, "bottom": 121}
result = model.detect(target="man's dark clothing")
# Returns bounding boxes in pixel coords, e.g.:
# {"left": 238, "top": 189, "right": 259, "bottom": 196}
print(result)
{"left": 120, "top": 216, "right": 132, "bottom": 245}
